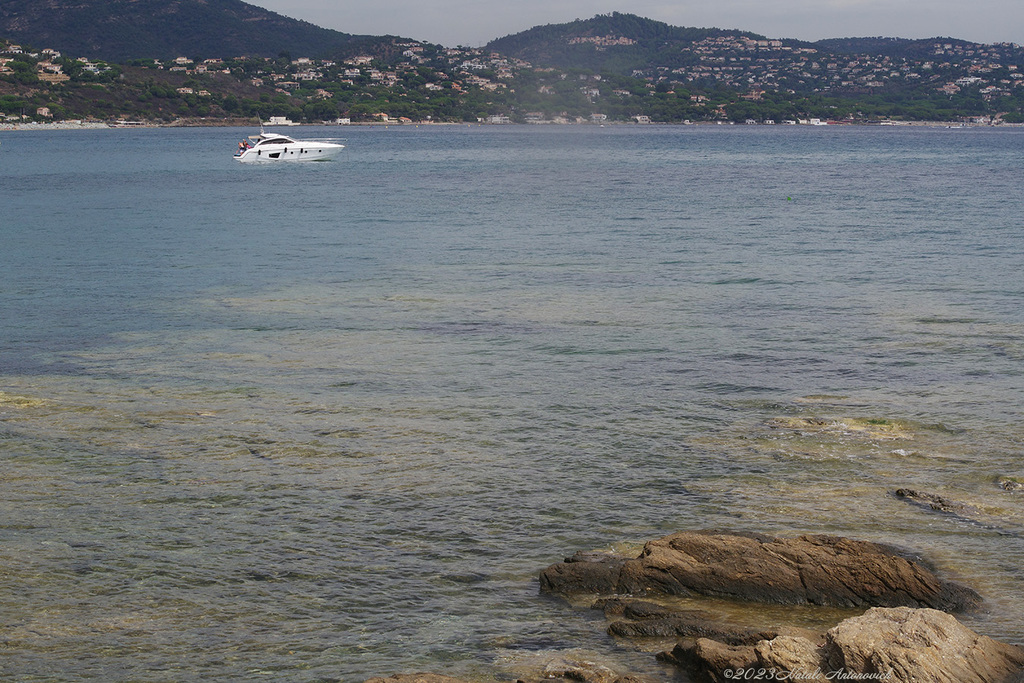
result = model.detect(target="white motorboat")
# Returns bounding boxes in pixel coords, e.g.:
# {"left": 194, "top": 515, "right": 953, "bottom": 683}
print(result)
{"left": 235, "top": 129, "right": 344, "bottom": 162}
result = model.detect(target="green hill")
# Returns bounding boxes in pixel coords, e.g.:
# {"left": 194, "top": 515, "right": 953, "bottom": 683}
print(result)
{"left": 813, "top": 36, "right": 973, "bottom": 59}
{"left": 0, "top": 0, "right": 388, "bottom": 61}
{"left": 485, "top": 12, "right": 769, "bottom": 73}
{"left": 2, "top": 6, "right": 1023, "bottom": 126}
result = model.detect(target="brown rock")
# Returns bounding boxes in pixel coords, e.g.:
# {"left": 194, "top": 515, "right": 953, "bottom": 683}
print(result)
{"left": 601, "top": 598, "right": 778, "bottom": 644}
{"left": 538, "top": 653, "right": 620, "bottom": 683}
{"left": 540, "top": 531, "right": 980, "bottom": 612}
{"left": 667, "top": 608, "right": 1024, "bottom": 683}
{"left": 895, "top": 488, "right": 972, "bottom": 513}
{"left": 825, "top": 607, "right": 1024, "bottom": 683}
{"left": 755, "top": 635, "right": 828, "bottom": 680}
{"left": 658, "top": 638, "right": 758, "bottom": 682}
{"left": 594, "top": 597, "right": 678, "bottom": 619}
{"left": 607, "top": 617, "right": 770, "bottom": 642}
{"left": 538, "top": 551, "right": 627, "bottom": 595}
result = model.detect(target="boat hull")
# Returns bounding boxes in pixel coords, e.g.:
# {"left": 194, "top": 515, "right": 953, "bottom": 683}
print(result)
{"left": 235, "top": 142, "right": 344, "bottom": 162}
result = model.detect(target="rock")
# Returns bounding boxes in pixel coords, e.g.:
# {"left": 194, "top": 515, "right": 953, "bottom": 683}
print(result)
{"left": 538, "top": 653, "right": 621, "bottom": 683}
{"left": 540, "top": 531, "right": 980, "bottom": 612}
{"left": 665, "top": 608, "right": 1024, "bottom": 683}
{"left": 607, "top": 617, "right": 770, "bottom": 641}
{"left": 893, "top": 488, "right": 1024, "bottom": 539}
{"left": 998, "top": 478, "right": 1024, "bottom": 492}
{"left": 599, "top": 597, "right": 781, "bottom": 643}
{"left": 539, "top": 551, "right": 628, "bottom": 595}
{"left": 755, "top": 636, "right": 828, "bottom": 680}
{"left": 826, "top": 607, "right": 1024, "bottom": 683}
{"left": 363, "top": 675, "right": 478, "bottom": 683}
{"left": 497, "top": 648, "right": 657, "bottom": 683}
{"left": 895, "top": 488, "right": 972, "bottom": 513}
{"left": 594, "top": 597, "right": 677, "bottom": 619}
{"left": 658, "top": 638, "right": 758, "bottom": 682}
{"left": 766, "top": 416, "right": 912, "bottom": 440}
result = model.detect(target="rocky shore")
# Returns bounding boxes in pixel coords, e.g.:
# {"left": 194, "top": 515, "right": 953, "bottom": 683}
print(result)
{"left": 365, "top": 530, "right": 1024, "bottom": 683}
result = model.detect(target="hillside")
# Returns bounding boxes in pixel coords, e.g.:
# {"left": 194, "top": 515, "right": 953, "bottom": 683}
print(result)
{"left": 0, "top": 0, "right": 389, "bottom": 62}
{"left": 2, "top": 9, "right": 1023, "bottom": 126}
{"left": 813, "top": 36, "right": 979, "bottom": 59}
{"left": 486, "top": 12, "right": 772, "bottom": 74}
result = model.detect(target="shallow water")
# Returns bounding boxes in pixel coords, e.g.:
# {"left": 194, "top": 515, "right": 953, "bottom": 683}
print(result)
{"left": 1, "top": 124, "right": 1023, "bottom": 681}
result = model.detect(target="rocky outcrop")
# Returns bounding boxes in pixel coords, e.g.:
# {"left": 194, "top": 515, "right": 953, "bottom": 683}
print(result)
{"left": 827, "top": 607, "right": 1024, "bottom": 682}
{"left": 541, "top": 531, "right": 980, "bottom": 611}
{"left": 671, "top": 607, "right": 1024, "bottom": 683}
{"left": 366, "top": 532, "right": 1017, "bottom": 683}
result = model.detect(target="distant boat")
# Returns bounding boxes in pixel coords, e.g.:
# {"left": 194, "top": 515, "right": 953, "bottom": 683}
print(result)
{"left": 266, "top": 116, "right": 299, "bottom": 126}
{"left": 234, "top": 130, "right": 344, "bottom": 162}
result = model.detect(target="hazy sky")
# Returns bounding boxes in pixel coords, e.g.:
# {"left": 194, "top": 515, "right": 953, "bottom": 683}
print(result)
{"left": 247, "top": 0, "right": 1022, "bottom": 48}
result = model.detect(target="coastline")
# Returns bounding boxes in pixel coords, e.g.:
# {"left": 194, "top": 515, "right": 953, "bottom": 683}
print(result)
{"left": 2, "top": 119, "right": 1022, "bottom": 131}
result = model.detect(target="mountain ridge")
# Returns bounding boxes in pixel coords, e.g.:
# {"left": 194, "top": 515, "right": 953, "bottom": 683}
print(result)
{"left": 2, "top": 4, "right": 1022, "bottom": 125}
{"left": 484, "top": 12, "right": 1016, "bottom": 75}
{"left": 0, "top": 0, "right": 393, "bottom": 61}
{"left": 2, "top": 2, "right": 1019, "bottom": 65}
{"left": 485, "top": 12, "right": 770, "bottom": 73}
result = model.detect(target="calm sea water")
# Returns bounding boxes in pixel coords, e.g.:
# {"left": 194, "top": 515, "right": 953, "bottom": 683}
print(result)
{"left": 1, "top": 124, "right": 1023, "bottom": 681}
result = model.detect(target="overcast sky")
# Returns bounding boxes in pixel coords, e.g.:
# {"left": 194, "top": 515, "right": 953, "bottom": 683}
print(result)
{"left": 247, "top": 0, "right": 1022, "bottom": 48}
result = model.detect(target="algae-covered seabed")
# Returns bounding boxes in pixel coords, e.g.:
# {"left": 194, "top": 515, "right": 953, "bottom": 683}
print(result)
{"left": 1, "top": 124, "right": 1023, "bottom": 681}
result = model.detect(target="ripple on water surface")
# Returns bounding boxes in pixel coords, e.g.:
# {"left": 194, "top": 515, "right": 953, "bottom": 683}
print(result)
{"left": 2, "top": 125, "right": 1023, "bottom": 680}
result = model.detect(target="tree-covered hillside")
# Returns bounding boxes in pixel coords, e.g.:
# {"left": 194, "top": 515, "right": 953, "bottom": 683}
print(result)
{"left": 3, "top": 11, "right": 1023, "bottom": 126}
{"left": 0, "top": 0, "right": 388, "bottom": 61}
{"left": 813, "top": 37, "right": 984, "bottom": 59}
{"left": 486, "top": 12, "right": 767, "bottom": 73}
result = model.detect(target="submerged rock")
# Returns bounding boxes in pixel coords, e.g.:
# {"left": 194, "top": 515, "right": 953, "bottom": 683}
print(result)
{"left": 495, "top": 647, "right": 664, "bottom": 683}
{"left": 541, "top": 531, "right": 980, "bottom": 612}
{"left": 534, "top": 652, "right": 626, "bottom": 683}
{"left": 895, "top": 487, "right": 973, "bottom": 513}
{"left": 998, "top": 477, "right": 1024, "bottom": 492}
{"left": 766, "top": 416, "right": 912, "bottom": 440}
{"left": 598, "top": 597, "right": 798, "bottom": 644}
{"left": 363, "top": 675, "right": 478, "bottom": 683}
{"left": 894, "top": 487, "right": 1024, "bottom": 538}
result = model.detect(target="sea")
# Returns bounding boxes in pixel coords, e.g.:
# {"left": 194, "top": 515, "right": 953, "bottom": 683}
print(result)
{"left": 1, "top": 123, "right": 1023, "bottom": 682}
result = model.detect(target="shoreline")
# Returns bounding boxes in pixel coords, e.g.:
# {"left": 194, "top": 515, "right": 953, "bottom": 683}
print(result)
{"left": 2, "top": 119, "right": 1022, "bottom": 131}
